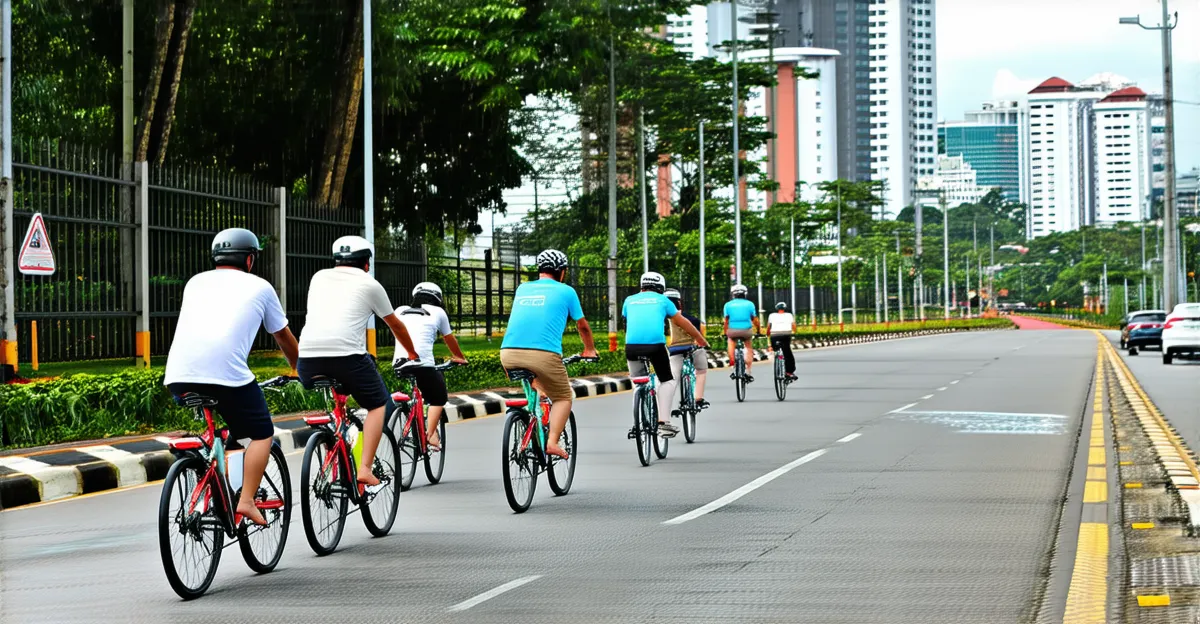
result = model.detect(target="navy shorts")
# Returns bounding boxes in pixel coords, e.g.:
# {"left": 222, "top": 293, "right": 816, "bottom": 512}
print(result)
{"left": 298, "top": 353, "right": 390, "bottom": 411}
{"left": 406, "top": 367, "right": 448, "bottom": 407}
{"left": 168, "top": 381, "right": 275, "bottom": 442}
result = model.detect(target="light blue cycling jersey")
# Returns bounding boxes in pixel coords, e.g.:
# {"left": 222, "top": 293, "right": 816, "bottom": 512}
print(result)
{"left": 501, "top": 278, "right": 585, "bottom": 355}
{"left": 622, "top": 291, "right": 676, "bottom": 345}
{"left": 723, "top": 298, "right": 757, "bottom": 330}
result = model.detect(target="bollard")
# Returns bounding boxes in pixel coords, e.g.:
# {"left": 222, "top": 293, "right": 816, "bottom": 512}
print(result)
{"left": 608, "top": 332, "right": 618, "bottom": 352}
{"left": 31, "top": 321, "right": 38, "bottom": 371}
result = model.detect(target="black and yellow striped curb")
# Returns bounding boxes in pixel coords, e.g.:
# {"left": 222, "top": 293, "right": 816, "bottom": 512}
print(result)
{"left": 0, "top": 326, "right": 991, "bottom": 510}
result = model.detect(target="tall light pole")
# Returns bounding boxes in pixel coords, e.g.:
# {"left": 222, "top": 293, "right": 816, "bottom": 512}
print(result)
{"left": 730, "top": 0, "right": 743, "bottom": 283}
{"left": 606, "top": 22, "right": 619, "bottom": 344}
{"left": 699, "top": 122, "right": 707, "bottom": 325}
{"left": 637, "top": 109, "right": 649, "bottom": 273}
{"left": 942, "top": 191, "right": 950, "bottom": 319}
{"left": 1122, "top": 6, "right": 1180, "bottom": 309}
{"left": 836, "top": 184, "right": 844, "bottom": 328}
{"left": 362, "top": 0, "right": 376, "bottom": 352}
{"left": 790, "top": 216, "right": 796, "bottom": 312}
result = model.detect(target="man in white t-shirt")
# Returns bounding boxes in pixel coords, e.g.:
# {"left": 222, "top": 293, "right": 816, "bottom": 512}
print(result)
{"left": 297, "top": 235, "right": 419, "bottom": 488}
{"left": 165, "top": 228, "right": 299, "bottom": 526}
{"left": 393, "top": 282, "right": 468, "bottom": 449}
{"left": 767, "top": 302, "right": 798, "bottom": 380}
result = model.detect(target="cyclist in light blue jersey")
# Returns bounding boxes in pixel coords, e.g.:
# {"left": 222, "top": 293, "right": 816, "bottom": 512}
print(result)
{"left": 623, "top": 272, "right": 707, "bottom": 437}
{"left": 500, "top": 249, "right": 598, "bottom": 459}
{"left": 723, "top": 284, "right": 760, "bottom": 382}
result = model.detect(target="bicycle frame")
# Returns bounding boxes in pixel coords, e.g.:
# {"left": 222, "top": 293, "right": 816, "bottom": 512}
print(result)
{"left": 303, "top": 387, "right": 367, "bottom": 504}
{"left": 513, "top": 378, "right": 554, "bottom": 468}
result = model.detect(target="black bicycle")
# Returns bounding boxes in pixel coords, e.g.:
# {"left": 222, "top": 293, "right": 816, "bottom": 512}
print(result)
{"left": 673, "top": 346, "right": 705, "bottom": 444}
{"left": 628, "top": 356, "right": 670, "bottom": 466}
{"left": 501, "top": 354, "right": 598, "bottom": 513}
{"left": 729, "top": 335, "right": 755, "bottom": 403}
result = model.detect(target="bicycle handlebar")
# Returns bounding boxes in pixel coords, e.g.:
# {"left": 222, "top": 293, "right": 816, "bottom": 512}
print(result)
{"left": 259, "top": 375, "right": 298, "bottom": 389}
{"left": 562, "top": 354, "right": 601, "bottom": 365}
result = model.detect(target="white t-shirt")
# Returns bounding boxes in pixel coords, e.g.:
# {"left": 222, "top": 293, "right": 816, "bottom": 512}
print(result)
{"left": 164, "top": 270, "right": 288, "bottom": 386}
{"left": 767, "top": 312, "right": 795, "bottom": 335}
{"left": 298, "top": 267, "right": 395, "bottom": 358}
{"left": 393, "top": 304, "right": 452, "bottom": 366}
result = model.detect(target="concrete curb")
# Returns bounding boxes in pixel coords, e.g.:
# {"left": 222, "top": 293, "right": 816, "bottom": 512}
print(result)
{"left": 0, "top": 326, "right": 990, "bottom": 509}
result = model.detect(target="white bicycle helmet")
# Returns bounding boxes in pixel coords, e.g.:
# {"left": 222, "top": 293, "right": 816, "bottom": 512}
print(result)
{"left": 412, "top": 281, "right": 443, "bottom": 304}
{"left": 730, "top": 284, "right": 749, "bottom": 298}
{"left": 332, "top": 235, "right": 373, "bottom": 264}
{"left": 640, "top": 271, "right": 666, "bottom": 293}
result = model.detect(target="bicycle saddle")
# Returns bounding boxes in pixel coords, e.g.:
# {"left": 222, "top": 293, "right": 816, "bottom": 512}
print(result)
{"left": 506, "top": 368, "right": 536, "bottom": 382}
{"left": 307, "top": 375, "right": 344, "bottom": 391}
{"left": 176, "top": 393, "right": 218, "bottom": 408}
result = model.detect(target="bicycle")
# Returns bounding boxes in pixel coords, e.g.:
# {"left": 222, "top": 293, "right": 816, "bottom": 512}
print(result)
{"left": 728, "top": 335, "right": 756, "bottom": 403}
{"left": 299, "top": 375, "right": 402, "bottom": 556}
{"left": 500, "top": 354, "right": 598, "bottom": 513}
{"left": 157, "top": 375, "right": 296, "bottom": 600}
{"left": 672, "top": 346, "right": 705, "bottom": 444}
{"left": 389, "top": 360, "right": 463, "bottom": 491}
{"left": 628, "top": 357, "right": 670, "bottom": 466}
{"left": 771, "top": 337, "right": 796, "bottom": 401}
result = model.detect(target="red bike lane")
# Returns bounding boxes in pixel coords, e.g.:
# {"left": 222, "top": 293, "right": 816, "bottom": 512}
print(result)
{"left": 1008, "top": 315, "right": 1071, "bottom": 330}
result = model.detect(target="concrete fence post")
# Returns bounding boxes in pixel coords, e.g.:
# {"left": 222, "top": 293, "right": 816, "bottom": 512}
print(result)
{"left": 1, "top": 177, "right": 13, "bottom": 378}
{"left": 134, "top": 161, "right": 150, "bottom": 368}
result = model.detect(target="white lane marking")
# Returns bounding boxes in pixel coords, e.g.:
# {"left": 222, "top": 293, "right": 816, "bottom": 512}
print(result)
{"left": 663, "top": 448, "right": 831, "bottom": 525}
{"left": 891, "top": 402, "right": 920, "bottom": 413}
{"left": 448, "top": 575, "right": 543, "bottom": 612}
{"left": 965, "top": 371, "right": 975, "bottom": 375}
{"left": 921, "top": 394, "right": 934, "bottom": 400}
{"left": 950, "top": 380, "right": 960, "bottom": 385}
{"left": 937, "top": 386, "right": 948, "bottom": 392}
{"left": 836, "top": 433, "right": 862, "bottom": 443}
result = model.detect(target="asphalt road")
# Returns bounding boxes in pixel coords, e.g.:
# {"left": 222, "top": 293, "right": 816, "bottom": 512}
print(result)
{"left": 0, "top": 329, "right": 1100, "bottom": 623}
{"left": 1107, "top": 331, "right": 1200, "bottom": 456}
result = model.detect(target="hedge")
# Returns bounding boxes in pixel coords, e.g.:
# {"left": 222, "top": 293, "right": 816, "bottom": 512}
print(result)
{"left": 0, "top": 318, "right": 1010, "bottom": 449}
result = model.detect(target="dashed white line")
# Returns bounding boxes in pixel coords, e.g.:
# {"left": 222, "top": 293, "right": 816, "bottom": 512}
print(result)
{"left": 937, "top": 386, "right": 948, "bottom": 392}
{"left": 950, "top": 380, "right": 960, "bottom": 385}
{"left": 892, "top": 402, "right": 920, "bottom": 413}
{"left": 836, "top": 433, "right": 862, "bottom": 443}
{"left": 664, "top": 448, "right": 832, "bottom": 525}
{"left": 920, "top": 394, "right": 934, "bottom": 400}
{"left": 448, "top": 575, "right": 544, "bottom": 612}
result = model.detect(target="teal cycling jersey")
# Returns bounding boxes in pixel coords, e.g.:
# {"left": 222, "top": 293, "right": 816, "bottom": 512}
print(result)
{"left": 622, "top": 291, "right": 676, "bottom": 345}
{"left": 723, "top": 298, "right": 757, "bottom": 330}
{"left": 501, "top": 278, "right": 585, "bottom": 355}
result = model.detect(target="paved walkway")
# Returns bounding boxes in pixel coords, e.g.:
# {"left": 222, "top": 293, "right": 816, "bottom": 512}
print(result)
{"left": 1009, "top": 314, "right": 1070, "bottom": 330}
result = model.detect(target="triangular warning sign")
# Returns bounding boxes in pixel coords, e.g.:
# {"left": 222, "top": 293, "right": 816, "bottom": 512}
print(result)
{"left": 18, "top": 213, "right": 55, "bottom": 276}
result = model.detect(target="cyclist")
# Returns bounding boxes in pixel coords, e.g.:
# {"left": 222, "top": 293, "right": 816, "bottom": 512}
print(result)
{"left": 164, "top": 228, "right": 299, "bottom": 526}
{"left": 767, "top": 302, "right": 798, "bottom": 381}
{"left": 623, "top": 273, "right": 708, "bottom": 437}
{"left": 664, "top": 288, "right": 710, "bottom": 410}
{"left": 393, "top": 282, "right": 468, "bottom": 449}
{"left": 500, "top": 249, "right": 598, "bottom": 459}
{"left": 723, "top": 284, "right": 760, "bottom": 382}
{"left": 296, "top": 235, "right": 420, "bottom": 488}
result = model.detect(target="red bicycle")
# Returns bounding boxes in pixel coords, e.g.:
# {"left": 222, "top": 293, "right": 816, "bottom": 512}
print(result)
{"left": 389, "top": 360, "right": 463, "bottom": 490}
{"left": 299, "top": 375, "right": 401, "bottom": 556}
{"left": 157, "top": 375, "right": 295, "bottom": 600}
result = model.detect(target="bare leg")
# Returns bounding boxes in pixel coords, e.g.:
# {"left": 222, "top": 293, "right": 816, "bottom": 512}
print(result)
{"left": 743, "top": 341, "right": 753, "bottom": 374}
{"left": 657, "top": 378, "right": 678, "bottom": 424}
{"left": 545, "top": 398, "right": 573, "bottom": 459}
{"left": 235, "top": 438, "right": 272, "bottom": 526}
{"left": 726, "top": 337, "right": 737, "bottom": 369}
{"left": 696, "top": 371, "right": 707, "bottom": 399}
{"left": 425, "top": 405, "right": 444, "bottom": 448}
{"left": 357, "top": 405, "right": 386, "bottom": 486}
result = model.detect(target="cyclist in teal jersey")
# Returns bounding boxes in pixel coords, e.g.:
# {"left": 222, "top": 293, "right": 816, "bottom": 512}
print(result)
{"left": 723, "top": 284, "right": 760, "bottom": 382}
{"left": 500, "top": 249, "right": 598, "bottom": 459}
{"left": 622, "top": 272, "right": 708, "bottom": 437}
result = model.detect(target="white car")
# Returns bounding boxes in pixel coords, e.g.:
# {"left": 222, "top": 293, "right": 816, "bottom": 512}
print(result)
{"left": 1160, "top": 303, "right": 1200, "bottom": 364}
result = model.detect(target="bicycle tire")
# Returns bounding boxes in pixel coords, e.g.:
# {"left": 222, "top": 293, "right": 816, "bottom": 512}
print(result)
{"left": 158, "top": 457, "right": 224, "bottom": 600}
{"left": 635, "top": 388, "right": 652, "bottom": 467}
{"left": 423, "top": 415, "right": 447, "bottom": 484}
{"left": 238, "top": 444, "right": 292, "bottom": 574}
{"left": 774, "top": 356, "right": 787, "bottom": 401}
{"left": 300, "top": 431, "right": 349, "bottom": 556}
{"left": 735, "top": 349, "right": 747, "bottom": 403}
{"left": 547, "top": 411, "right": 577, "bottom": 495}
{"left": 362, "top": 427, "right": 401, "bottom": 537}
{"left": 654, "top": 424, "right": 669, "bottom": 459}
{"left": 682, "top": 374, "right": 696, "bottom": 444}
{"left": 502, "top": 411, "right": 537, "bottom": 513}
{"left": 394, "top": 407, "right": 419, "bottom": 491}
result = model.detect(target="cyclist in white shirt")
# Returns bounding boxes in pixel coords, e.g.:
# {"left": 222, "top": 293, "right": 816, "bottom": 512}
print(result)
{"left": 165, "top": 228, "right": 299, "bottom": 526}
{"left": 393, "top": 282, "right": 468, "bottom": 449}
{"left": 767, "top": 302, "right": 798, "bottom": 381}
{"left": 297, "top": 235, "right": 419, "bottom": 488}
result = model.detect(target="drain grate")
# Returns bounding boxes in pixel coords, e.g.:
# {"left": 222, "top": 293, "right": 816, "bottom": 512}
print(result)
{"left": 1132, "top": 555, "right": 1200, "bottom": 587}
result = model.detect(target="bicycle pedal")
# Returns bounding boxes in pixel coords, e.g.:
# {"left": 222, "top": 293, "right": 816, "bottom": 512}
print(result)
{"left": 627, "top": 429, "right": 638, "bottom": 440}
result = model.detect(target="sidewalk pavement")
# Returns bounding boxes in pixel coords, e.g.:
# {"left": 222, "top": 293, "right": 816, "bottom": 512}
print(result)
{"left": 0, "top": 328, "right": 976, "bottom": 509}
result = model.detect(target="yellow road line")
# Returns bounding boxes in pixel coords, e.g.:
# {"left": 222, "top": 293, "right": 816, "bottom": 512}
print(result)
{"left": 1063, "top": 522, "right": 1110, "bottom": 623}
{"left": 1083, "top": 481, "right": 1108, "bottom": 503}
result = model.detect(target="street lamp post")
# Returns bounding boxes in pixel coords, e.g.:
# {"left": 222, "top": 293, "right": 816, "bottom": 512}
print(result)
{"left": 1122, "top": 6, "right": 1180, "bottom": 309}
{"left": 699, "top": 122, "right": 707, "bottom": 325}
{"left": 836, "top": 185, "right": 844, "bottom": 329}
{"left": 730, "top": 0, "right": 743, "bottom": 283}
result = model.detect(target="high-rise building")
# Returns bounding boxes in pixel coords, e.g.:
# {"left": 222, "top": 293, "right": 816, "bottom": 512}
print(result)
{"left": 1093, "top": 86, "right": 1160, "bottom": 225}
{"left": 1178, "top": 168, "right": 1200, "bottom": 218}
{"left": 938, "top": 101, "right": 1022, "bottom": 201}
{"left": 665, "top": 5, "right": 710, "bottom": 60}
{"left": 915, "top": 155, "right": 989, "bottom": 209}
{"left": 775, "top": 0, "right": 935, "bottom": 218}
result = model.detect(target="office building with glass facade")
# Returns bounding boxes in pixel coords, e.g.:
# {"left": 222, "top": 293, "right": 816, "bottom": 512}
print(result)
{"left": 937, "top": 101, "right": 1021, "bottom": 202}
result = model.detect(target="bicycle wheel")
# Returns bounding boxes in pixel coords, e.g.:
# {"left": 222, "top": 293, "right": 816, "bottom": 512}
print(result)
{"left": 362, "top": 427, "right": 401, "bottom": 537}
{"left": 654, "top": 423, "right": 669, "bottom": 459}
{"left": 682, "top": 374, "right": 697, "bottom": 444}
{"left": 634, "top": 389, "right": 653, "bottom": 467}
{"left": 502, "top": 411, "right": 537, "bottom": 513}
{"left": 423, "top": 414, "right": 447, "bottom": 484}
{"left": 158, "top": 458, "right": 224, "bottom": 600}
{"left": 548, "top": 411, "right": 577, "bottom": 495}
{"left": 300, "top": 431, "right": 349, "bottom": 556}
{"left": 238, "top": 444, "right": 292, "bottom": 574}
{"left": 394, "top": 407, "right": 419, "bottom": 492}
{"left": 774, "top": 356, "right": 787, "bottom": 401}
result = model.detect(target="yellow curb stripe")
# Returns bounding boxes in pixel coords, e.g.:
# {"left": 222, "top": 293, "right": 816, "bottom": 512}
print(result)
{"left": 1083, "top": 481, "right": 1108, "bottom": 503}
{"left": 1125, "top": 483, "right": 1143, "bottom": 489}
{"left": 1088, "top": 448, "right": 1105, "bottom": 466}
{"left": 1087, "top": 467, "right": 1106, "bottom": 480}
{"left": 1137, "top": 594, "right": 1170, "bottom": 607}
{"left": 1131, "top": 522, "right": 1155, "bottom": 529}
{"left": 1063, "top": 522, "right": 1109, "bottom": 623}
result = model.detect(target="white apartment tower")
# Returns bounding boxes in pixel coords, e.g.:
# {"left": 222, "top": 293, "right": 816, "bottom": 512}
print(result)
{"left": 867, "top": 0, "right": 937, "bottom": 218}
{"left": 1024, "top": 77, "right": 1103, "bottom": 236}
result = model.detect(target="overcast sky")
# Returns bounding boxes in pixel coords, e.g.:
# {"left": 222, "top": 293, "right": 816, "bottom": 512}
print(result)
{"left": 937, "top": 0, "right": 1200, "bottom": 170}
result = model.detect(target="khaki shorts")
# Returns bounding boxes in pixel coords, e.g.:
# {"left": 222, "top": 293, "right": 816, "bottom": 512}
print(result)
{"left": 727, "top": 328, "right": 754, "bottom": 340}
{"left": 500, "top": 348, "right": 573, "bottom": 401}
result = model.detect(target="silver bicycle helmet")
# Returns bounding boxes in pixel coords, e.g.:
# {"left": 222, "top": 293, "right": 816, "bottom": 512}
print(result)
{"left": 211, "top": 228, "right": 260, "bottom": 269}
{"left": 730, "top": 284, "right": 749, "bottom": 299}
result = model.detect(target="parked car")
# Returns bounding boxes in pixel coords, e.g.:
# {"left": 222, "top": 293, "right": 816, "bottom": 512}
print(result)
{"left": 1119, "top": 310, "right": 1166, "bottom": 354}
{"left": 1160, "top": 303, "right": 1200, "bottom": 364}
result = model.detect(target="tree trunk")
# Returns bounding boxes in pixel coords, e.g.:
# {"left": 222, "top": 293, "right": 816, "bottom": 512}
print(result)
{"left": 329, "top": 52, "right": 364, "bottom": 207}
{"left": 134, "top": 0, "right": 176, "bottom": 162}
{"left": 315, "top": 0, "right": 364, "bottom": 206}
{"left": 150, "top": 0, "right": 197, "bottom": 165}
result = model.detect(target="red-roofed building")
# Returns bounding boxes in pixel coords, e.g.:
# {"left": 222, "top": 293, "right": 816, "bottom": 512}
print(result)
{"left": 1029, "top": 77, "right": 1075, "bottom": 94}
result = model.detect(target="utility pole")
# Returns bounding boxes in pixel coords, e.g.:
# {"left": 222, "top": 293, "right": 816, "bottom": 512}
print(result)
{"left": 699, "top": 122, "right": 707, "bottom": 325}
{"left": 637, "top": 109, "right": 649, "bottom": 273}
{"left": 606, "top": 24, "right": 619, "bottom": 345}
{"left": 874, "top": 256, "right": 881, "bottom": 323}
{"left": 883, "top": 249, "right": 889, "bottom": 323}
{"left": 1142, "top": 223, "right": 1148, "bottom": 308}
{"left": 836, "top": 184, "right": 844, "bottom": 328}
{"left": 790, "top": 217, "right": 796, "bottom": 312}
{"left": 915, "top": 198, "right": 923, "bottom": 320}
{"left": 1, "top": 0, "right": 12, "bottom": 377}
{"left": 941, "top": 191, "right": 950, "bottom": 319}
{"left": 730, "top": 0, "right": 743, "bottom": 283}
{"left": 966, "top": 256, "right": 972, "bottom": 318}
{"left": 897, "top": 232, "right": 904, "bottom": 322}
